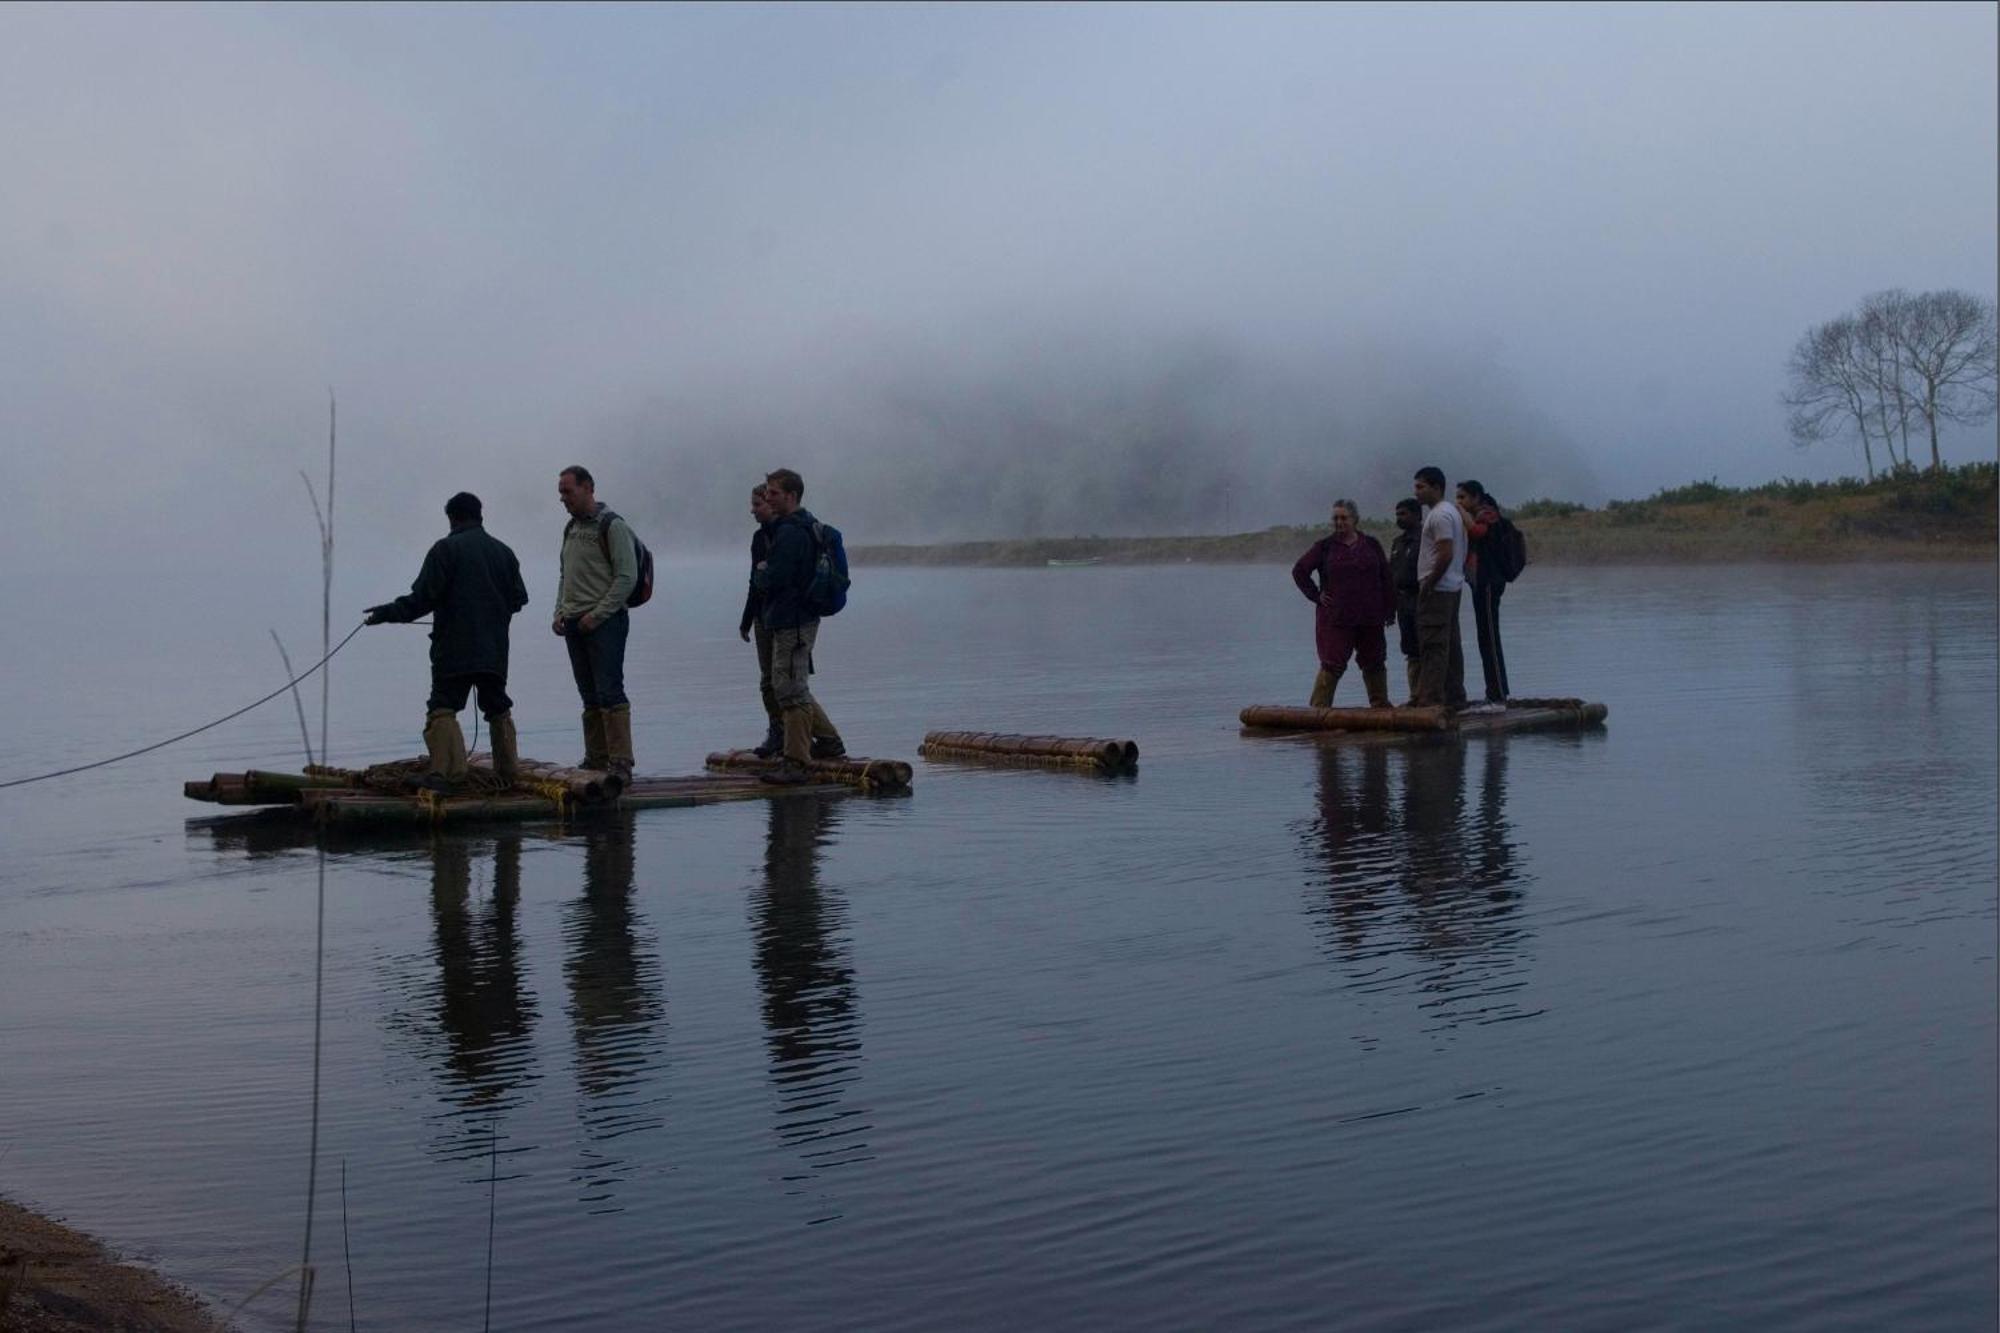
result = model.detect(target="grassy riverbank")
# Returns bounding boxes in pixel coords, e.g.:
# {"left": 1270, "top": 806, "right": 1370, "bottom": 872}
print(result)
{"left": 853, "top": 464, "right": 1997, "bottom": 566}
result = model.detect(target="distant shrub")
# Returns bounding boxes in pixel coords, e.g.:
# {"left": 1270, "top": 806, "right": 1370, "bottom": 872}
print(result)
{"left": 1515, "top": 497, "right": 1586, "bottom": 520}
{"left": 1744, "top": 502, "right": 1771, "bottom": 518}
{"left": 1650, "top": 478, "right": 1731, "bottom": 506}
{"left": 1605, "top": 499, "right": 1656, "bottom": 525}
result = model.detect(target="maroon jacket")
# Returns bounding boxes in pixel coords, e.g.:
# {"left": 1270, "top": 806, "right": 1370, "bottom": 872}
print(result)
{"left": 1293, "top": 533, "right": 1394, "bottom": 627}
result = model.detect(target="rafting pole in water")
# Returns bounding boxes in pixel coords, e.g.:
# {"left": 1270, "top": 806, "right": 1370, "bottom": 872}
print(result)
{"left": 916, "top": 731, "right": 1139, "bottom": 772}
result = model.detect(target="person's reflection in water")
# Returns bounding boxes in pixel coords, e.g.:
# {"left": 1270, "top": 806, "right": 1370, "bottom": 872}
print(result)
{"left": 562, "top": 814, "right": 667, "bottom": 1210}
{"left": 753, "top": 795, "right": 872, "bottom": 1192}
{"left": 1303, "top": 739, "right": 1530, "bottom": 1037}
{"left": 422, "top": 832, "right": 539, "bottom": 1158}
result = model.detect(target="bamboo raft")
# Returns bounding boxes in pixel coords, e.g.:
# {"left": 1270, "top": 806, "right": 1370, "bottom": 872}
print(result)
{"left": 1239, "top": 697, "right": 1608, "bottom": 740}
{"left": 916, "top": 731, "right": 1140, "bottom": 773}
{"left": 185, "top": 749, "right": 908, "bottom": 826}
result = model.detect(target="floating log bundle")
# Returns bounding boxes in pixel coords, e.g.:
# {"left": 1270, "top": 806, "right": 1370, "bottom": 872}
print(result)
{"left": 916, "top": 731, "right": 1140, "bottom": 773}
{"left": 1240, "top": 700, "right": 1609, "bottom": 738}
{"left": 185, "top": 750, "right": 901, "bottom": 827}
{"left": 1239, "top": 706, "right": 1451, "bottom": 734}
{"left": 703, "top": 751, "right": 913, "bottom": 793}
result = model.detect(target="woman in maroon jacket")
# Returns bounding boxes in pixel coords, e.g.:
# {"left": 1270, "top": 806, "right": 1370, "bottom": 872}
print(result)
{"left": 1291, "top": 499, "right": 1396, "bottom": 708}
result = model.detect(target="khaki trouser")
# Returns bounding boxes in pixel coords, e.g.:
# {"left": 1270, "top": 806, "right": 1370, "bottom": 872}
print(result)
{"left": 759, "top": 623, "right": 840, "bottom": 741}
{"left": 1413, "top": 588, "right": 1467, "bottom": 707}
{"left": 771, "top": 621, "right": 843, "bottom": 765}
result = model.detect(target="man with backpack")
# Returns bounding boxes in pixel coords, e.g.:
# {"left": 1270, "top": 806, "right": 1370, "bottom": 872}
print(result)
{"left": 554, "top": 464, "right": 645, "bottom": 781}
{"left": 740, "top": 481, "right": 843, "bottom": 761}
{"left": 1456, "top": 479, "right": 1521, "bottom": 710}
{"left": 363, "top": 491, "right": 530, "bottom": 792}
{"left": 755, "top": 467, "right": 848, "bottom": 786}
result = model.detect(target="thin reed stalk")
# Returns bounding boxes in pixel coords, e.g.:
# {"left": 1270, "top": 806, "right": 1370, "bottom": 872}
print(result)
{"left": 269, "top": 630, "right": 316, "bottom": 768}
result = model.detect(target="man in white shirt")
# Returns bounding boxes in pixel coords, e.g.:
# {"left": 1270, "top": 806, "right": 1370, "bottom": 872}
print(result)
{"left": 1411, "top": 465, "right": 1469, "bottom": 709}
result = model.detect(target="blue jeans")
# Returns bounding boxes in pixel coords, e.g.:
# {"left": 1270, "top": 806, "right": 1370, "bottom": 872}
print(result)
{"left": 563, "top": 610, "right": 629, "bottom": 709}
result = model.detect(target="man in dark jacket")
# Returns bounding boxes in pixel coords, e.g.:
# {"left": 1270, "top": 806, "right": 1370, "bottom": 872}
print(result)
{"left": 741, "top": 480, "right": 845, "bottom": 761}
{"left": 1388, "top": 498, "right": 1423, "bottom": 703}
{"left": 364, "top": 492, "right": 530, "bottom": 790}
{"left": 754, "top": 468, "right": 845, "bottom": 784}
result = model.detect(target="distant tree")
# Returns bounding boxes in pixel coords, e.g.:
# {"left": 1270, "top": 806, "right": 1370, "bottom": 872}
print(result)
{"left": 1856, "top": 289, "right": 1916, "bottom": 471}
{"left": 1785, "top": 288, "right": 1996, "bottom": 476}
{"left": 1785, "top": 315, "right": 1886, "bottom": 479}
{"left": 1899, "top": 288, "right": 1997, "bottom": 473}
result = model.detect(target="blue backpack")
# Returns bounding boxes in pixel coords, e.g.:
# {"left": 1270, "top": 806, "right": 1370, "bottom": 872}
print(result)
{"left": 805, "top": 520, "right": 850, "bottom": 617}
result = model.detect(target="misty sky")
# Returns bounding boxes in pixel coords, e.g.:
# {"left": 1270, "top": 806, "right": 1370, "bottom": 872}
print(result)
{"left": 2, "top": 2, "right": 1994, "bottom": 564}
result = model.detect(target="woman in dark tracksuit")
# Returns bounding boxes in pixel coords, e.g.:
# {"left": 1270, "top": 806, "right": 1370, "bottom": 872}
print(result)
{"left": 1457, "top": 480, "right": 1510, "bottom": 707}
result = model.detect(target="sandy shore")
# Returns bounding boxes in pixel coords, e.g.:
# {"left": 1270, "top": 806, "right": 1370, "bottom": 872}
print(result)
{"left": 0, "top": 1196, "right": 226, "bottom": 1332}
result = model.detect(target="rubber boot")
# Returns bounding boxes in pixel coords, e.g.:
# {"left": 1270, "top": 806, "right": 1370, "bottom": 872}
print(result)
{"left": 488, "top": 712, "right": 519, "bottom": 786}
{"left": 760, "top": 708, "right": 813, "bottom": 785}
{"left": 1362, "top": 666, "right": 1391, "bottom": 710}
{"left": 422, "top": 709, "right": 468, "bottom": 792}
{"left": 1404, "top": 659, "right": 1421, "bottom": 707}
{"left": 808, "top": 701, "right": 845, "bottom": 759}
{"left": 753, "top": 719, "right": 784, "bottom": 759}
{"left": 579, "top": 708, "right": 609, "bottom": 771}
{"left": 1309, "top": 666, "right": 1341, "bottom": 708}
{"left": 603, "top": 704, "right": 635, "bottom": 787}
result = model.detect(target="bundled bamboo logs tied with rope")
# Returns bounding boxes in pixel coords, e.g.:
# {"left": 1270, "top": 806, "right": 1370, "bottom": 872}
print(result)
{"left": 1239, "top": 705, "right": 1451, "bottom": 733}
{"left": 917, "top": 731, "right": 1140, "bottom": 773}
{"left": 703, "top": 750, "right": 913, "bottom": 793}
{"left": 1239, "top": 700, "right": 1608, "bottom": 735}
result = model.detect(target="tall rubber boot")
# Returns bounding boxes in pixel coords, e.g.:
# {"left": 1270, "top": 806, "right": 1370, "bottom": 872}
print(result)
{"left": 760, "top": 708, "right": 813, "bottom": 785}
{"left": 808, "top": 700, "right": 845, "bottom": 759}
{"left": 1309, "top": 666, "right": 1341, "bottom": 708}
{"left": 579, "top": 708, "right": 608, "bottom": 771}
{"left": 1362, "top": 666, "right": 1391, "bottom": 709}
{"left": 488, "top": 712, "right": 519, "bottom": 786}
{"left": 603, "top": 704, "right": 635, "bottom": 786}
{"left": 753, "top": 719, "right": 784, "bottom": 759}
{"left": 423, "top": 709, "right": 468, "bottom": 791}
{"left": 1404, "top": 658, "right": 1421, "bottom": 706}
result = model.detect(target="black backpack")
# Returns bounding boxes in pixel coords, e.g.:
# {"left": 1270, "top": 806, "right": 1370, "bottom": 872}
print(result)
{"left": 1491, "top": 515, "right": 1528, "bottom": 583}
{"left": 585, "top": 509, "right": 655, "bottom": 608}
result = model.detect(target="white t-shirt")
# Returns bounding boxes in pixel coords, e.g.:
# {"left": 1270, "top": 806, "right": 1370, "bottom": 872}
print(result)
{"left": 1419, "top": 501, "right": 1467, "bottom": 593}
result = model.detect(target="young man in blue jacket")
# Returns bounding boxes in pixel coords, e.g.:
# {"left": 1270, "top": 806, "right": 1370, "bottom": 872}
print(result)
{"left": 754, "top": 468, "right": 845, "bottom": 784}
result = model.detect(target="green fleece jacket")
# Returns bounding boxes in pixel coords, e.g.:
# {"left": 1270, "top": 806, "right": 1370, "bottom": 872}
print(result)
{"left": 557, "top": 504, "right": 639, "bottom": 619}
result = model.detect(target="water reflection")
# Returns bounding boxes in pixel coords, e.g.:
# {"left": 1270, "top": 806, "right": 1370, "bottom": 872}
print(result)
{"left": 1301, "top": 739, "right": 1534, "bottom": 1035}
{"left": 752, "top": 795, "right": 872, "bottom": 1193}
{"left": 561, "top": 816, "right": 668, "bottom": 1210}
{"left": 419, "top": 833, "right": 540, "bottom": 1156}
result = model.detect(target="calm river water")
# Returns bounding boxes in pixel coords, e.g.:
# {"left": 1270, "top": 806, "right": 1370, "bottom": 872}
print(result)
{"left": 1, "top": 559, "right": 1993, "bottom": 1331}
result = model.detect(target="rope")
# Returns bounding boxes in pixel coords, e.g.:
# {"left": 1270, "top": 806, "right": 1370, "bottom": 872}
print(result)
{"left": 0, "top": 622, "right": 367, "bottom": 790}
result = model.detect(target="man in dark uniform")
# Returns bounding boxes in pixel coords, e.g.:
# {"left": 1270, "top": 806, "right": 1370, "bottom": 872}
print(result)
{"left": 364, "top": 492, "right": 530, "bottom": 791}
{"left": 1388, "top": 497, "right": 1424, "bottom": 704}
{"left": 739, "top": 482, "right": 783, "bottom": 758}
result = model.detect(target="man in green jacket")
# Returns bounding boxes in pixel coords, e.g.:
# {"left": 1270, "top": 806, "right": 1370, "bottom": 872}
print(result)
{"left": 553, "top": 465, "right": 639, "bottom": 780}
{"left": 364, "top": 492, "right": 530, "bottom": 791}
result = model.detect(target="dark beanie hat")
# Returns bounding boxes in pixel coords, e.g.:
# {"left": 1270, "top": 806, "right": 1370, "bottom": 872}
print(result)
{"left": 445, "top": 491, "right": 482, "bottom": 521}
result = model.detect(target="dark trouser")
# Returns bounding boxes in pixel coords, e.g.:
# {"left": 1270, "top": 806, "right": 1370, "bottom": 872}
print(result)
{"left": 428, "top": 671, "right": 512, "bottom": 719}
{"left": 1395, "top": 593, "right": 1420, "bottom": 661}
{"left": 1470, "top": 580, "right": 1509, "bottom": 703}
{"left": 1414, "top": 588, "right": 1467, "bottom": 708}
{"left": 1319, "top": 623, "right": 1388, "bottom": 672}
{"left": 563, "top": 610, "right": 629, "bottom": 709}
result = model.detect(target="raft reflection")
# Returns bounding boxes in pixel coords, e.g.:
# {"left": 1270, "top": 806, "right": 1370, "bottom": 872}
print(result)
{"left": 418, "top": 832, "right": 540, "bottom": 1157}
{"left": 752, "top": 795, "right": 872, "bottom": 1189}
{"left": 1301, "top": 739, "right": 1533, "bottom": 1035}
{"left": 562, "top": 815, "right": 668, "bottom": 1210}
